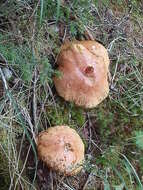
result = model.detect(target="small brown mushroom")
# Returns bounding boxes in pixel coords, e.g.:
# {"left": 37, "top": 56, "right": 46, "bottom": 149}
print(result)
{"left": 54, "top": 40, "right": 110, "bottom": 108}
{"left": 36, "top": 125, "right": 85, "bottom": 176}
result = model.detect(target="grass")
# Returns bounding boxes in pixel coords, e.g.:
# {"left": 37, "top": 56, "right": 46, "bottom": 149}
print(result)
{"left": 0, "top": 0, "right": 143, "bottom": 189}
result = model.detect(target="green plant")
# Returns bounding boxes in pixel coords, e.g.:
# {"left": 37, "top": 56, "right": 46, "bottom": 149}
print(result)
{"left": 39, "top": 57, "right": 59, "bottom": 85}
{"left": 135, "top": 131, "right": 143, "bottom": 150}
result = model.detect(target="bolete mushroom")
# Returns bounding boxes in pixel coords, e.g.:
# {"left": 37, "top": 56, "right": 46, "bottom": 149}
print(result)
{"left": 36, "top": 125, "right": 84, "bottom": 176}
{"left": 54, "top": 40, "right": 110, "bottom": 108}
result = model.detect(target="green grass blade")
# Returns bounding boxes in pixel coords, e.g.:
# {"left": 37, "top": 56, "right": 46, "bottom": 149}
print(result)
{"left": 6, "top": 90, "right": 37, "bottom": 160}
{"left": 5, "top": 89, "right": 38, "bottom": 188}
{"left": 40, "top": 0, "right": 44, "bottom": 24}
{"left": 121, "top": 154, "right": 143, "bottom": 189}
{"left": 112, "top": 166, "right": 128, "bottom": 190}
{"left": 56, "top": 0, "right": 61, "bottom": 23}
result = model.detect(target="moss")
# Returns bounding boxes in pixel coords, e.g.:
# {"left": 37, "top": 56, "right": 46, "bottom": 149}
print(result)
{"left": 45, "top": 99, "right": 85, "bottom": 128}
{"left": 0, "top": 153, "right": 10, "bottom": 190}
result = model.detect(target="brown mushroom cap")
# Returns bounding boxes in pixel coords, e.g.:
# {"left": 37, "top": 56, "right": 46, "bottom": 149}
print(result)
{"left": 37, "top": 125, "right": 85, "bottom": 176}
{"left": 54, "top": 40, "right": 110, "bottom": 108}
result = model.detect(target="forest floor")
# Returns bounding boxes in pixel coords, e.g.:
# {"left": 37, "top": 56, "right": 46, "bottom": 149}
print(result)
{"left": 0, "top": 1, "right": 143, "bottom": 190}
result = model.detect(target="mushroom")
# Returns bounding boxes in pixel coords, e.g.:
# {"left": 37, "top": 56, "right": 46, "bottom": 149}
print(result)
{"left": 36, "top": 125, "right": 85, "bottom": 176}
{"left": 54, "top": 40, "right": 110, "bottom": 108}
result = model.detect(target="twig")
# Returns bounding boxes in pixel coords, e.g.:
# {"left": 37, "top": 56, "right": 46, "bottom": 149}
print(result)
{"left": 62, "top": 27, "right": 67, "bottom": 42}
{"left": 46, "top": 83, "right": 58, "bottom": 115}
{"left": 21, "top": 107, "right": 36, "bottom": 144}
{"left": 111, "top": 54, "right": 120, "bottom": 85}
{"left": 30, "top": 0, "right": 41, "bottom": 20}
{"left": 82, "top": 172, "right": 92, "bottom": 190}
{"left": 107, "top": 37, "right": 126, "bottom": 53}
{"left": 50, "top": 170, "right": 54, "bottom": 190}
{"left": 84, "top": 25, "right": 94, "bottom": 41}
{"left": 0, "top": 67, "right": 8, "bottom": 90}
{"left": 62, "top": 182, "right": 75, "bottom": 190}
{"left": 91, "top": 140, "right": 103, "bottom": 153}
{"left": 0, "top": 52, "right": 8, "bottom": 64}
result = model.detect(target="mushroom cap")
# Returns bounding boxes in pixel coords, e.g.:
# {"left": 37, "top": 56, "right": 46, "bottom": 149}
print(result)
{"left": 54, "top": 40, "right": 110, "bottom": 108}
{"left": 37, "top": 125, "right": 85, "bottom": 176}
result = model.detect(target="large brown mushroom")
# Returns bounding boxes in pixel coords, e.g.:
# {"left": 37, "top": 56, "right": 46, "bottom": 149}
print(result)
{"left": 36, "top": 125, "right": 85, "bottom": 176}
{"left": 54, "top": 40, "right": 110, "bottom": 108}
